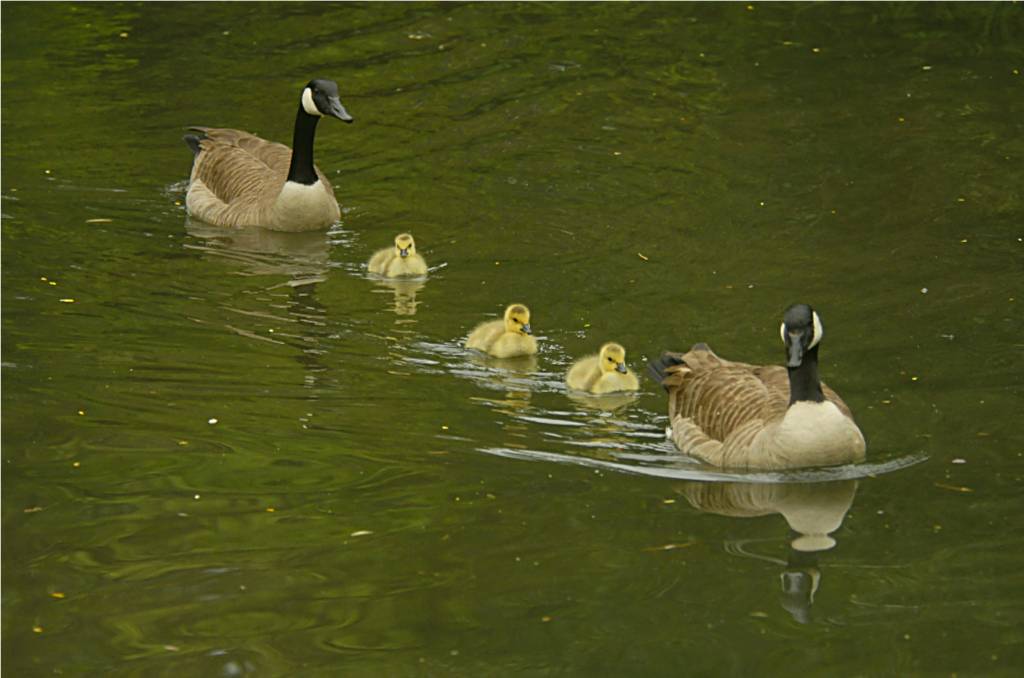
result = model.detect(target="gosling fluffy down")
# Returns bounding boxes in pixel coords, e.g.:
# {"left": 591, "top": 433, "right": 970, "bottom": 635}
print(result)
{"left": 368, "top": 233, "right": 428, "bottom": 277}
{"left": 566, "top": 342, "right": 640, "bottom": 394}
{"left": 465, "top": 304, "right": 537, "bottom": 359}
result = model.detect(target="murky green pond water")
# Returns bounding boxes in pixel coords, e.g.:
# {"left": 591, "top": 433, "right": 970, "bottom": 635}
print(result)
{"left": 3, "top": 2, "right": 1022, "bottom": 676}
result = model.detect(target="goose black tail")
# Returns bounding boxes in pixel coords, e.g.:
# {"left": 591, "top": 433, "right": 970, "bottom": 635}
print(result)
{"left": 183, "top": 134, "right": 204, "bottom": 157}
{"left": 647, "top": 351, "right": 687, "bottom": 392}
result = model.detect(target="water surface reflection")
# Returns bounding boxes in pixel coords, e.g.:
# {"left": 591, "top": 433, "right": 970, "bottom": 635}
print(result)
{"left": 680, "top": 479, "right": 858, "bottom": 624}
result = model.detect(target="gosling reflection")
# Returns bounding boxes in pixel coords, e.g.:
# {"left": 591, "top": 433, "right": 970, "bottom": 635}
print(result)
{"left": 567, "top": 390, "right": 639, "bottom": 413}
{"left": 371, "top": 278, "right": 425, "bottom": 317}
{"left": 466, "top": 350, "right": 539, "bottom": 376}
{"left": 679, "top": 479, "right": 857, "bottom": 624}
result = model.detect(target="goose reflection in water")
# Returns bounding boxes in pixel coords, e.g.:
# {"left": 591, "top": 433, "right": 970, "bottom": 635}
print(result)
{"left": 183, "top": 220, "right": 335, "bottom": 384}
{"left": 184, "top": 219, "right": 332, "bottom": 283}
{"left": 371, "top": 278, "right": 425, "bottom": 317}
{"left": 678, "top": 479, "right": 857, "bottom": 624}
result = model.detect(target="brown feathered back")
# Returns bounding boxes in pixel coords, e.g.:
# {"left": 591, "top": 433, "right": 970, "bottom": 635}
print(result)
{"left": 186, "top": 127, "right": 336, "bottom": 229}
{"left": 661, "top": 345, "right": 853, "bottom": 444}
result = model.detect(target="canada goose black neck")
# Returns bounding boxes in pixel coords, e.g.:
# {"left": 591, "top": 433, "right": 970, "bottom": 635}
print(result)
{"left": 788, "top": 344, "right": 825, "bottom": 404}
{"left": 287, "top": 106, "right": 321, "bottom": 185}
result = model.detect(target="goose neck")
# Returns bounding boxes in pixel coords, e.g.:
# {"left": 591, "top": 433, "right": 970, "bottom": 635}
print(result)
{"left": 788, "top": 345, "right": 825, "bottom": 404}
{"left": 287, "top": 107, "right": 321, "bottom": 185}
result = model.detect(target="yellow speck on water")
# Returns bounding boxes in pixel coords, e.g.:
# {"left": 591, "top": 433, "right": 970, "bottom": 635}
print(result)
{"left": 662, "top": 499, "right": 676, "bottom": 504}
{"left": 494, "top": 261, "right": 500, "bottom": 266}
{"left": 48, "top": 281, "right": 57, "bottom": 286}
{"left": 33, "top": 625, "right": 43, "bottom": 633}
{"left": 541, "top": 615, "right": 552, "bottom": 622}
{"left": 644, "top": 541, "right": 695, "bottom": 552}
{"left": 177, "top": 440, "right": 189, "bottom": 446}
{"left": 350, "top": 530, "right": 373, "bottom": 537}
{"left": 935, "top": 482, "right": 973, "bottom": 494}
{"left": 77, "top": 410, "right": 85, "bottom": 416}
{"left": 613, "top": 151, "right": 622, "bottom": 156}
{"left": 746, "top": 4, "right": 754, "bottom": 9}
{"left": 59, "top": 298, "right": 75, "bottom": 303}
{"left": 898, "top": 116, "right": 906, "bottom": 123}
{"left": 957, "top": 197, "right": 966, "bottom": 203}
{"left": 266, "top": 507, "right": 275, "bottom": 513}
{"left": 811, "top": 47, "right": 821, "bottom": 53}
{"left": 72, "top": 461, "right": 81, "bottom": 468}
{"left": 441, "top": 425, "right": 449, "bottom": 430}
{"left": 960, "top": 239, "right": 968, "bottom": 244}
{"left": 44, "top": 169, "right": 51, "bottom": 175}
{"left": 911, "top": 376, "right": 919, "bottom": 382}
{"left": 749, "top": 611, "right": 769, "bottom": 618}
{"left": 50, "top": 592, "right": 65, "bottom": 599}
{"left": 637, "top": 253, "right": 649, "bottom": 261}
{"left": 40, "top": 277, "right": 48, "bottom": 282}
{"left": 119, "top": 32, "right": 129, "bottom": 38}
{"left": 881, "top": 399, "right": 892, "bottom": 405}
{"left": 85, "top": 218, "right": 113, "bottom": 224}
{"left": 23, "top": 506, "right": 44, "bottom": 513}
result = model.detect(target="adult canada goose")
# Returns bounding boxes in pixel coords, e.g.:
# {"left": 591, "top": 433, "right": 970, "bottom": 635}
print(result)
{"left": 368, "top": 233, "right": 428, "bottom": 277}
{"left": 566, "top": 342, "right": 640, "bottom": 394}
{"left": 648, "top": 304, "right": 866, "bottom": 470}
{"left": 183, "top": 78, "right": 353, "bottom": 232}
{"left": 465, "top": 304, "right": 538, "bottom": 359}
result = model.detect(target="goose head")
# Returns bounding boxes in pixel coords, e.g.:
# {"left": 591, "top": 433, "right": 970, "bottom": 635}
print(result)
{"left": 599, "top": 342, "right": 629, "bottom": 374}
{"left": 780, "top": 303, "right": 823, "bottom": 368}
{"left": 503, "top": 304, "right": 532, "bottom": 336}
{"left": 301, "top": 78, "right": 354, "bottom": 123}
{"left": 393, "top": 233, "right": 417, "bottom": 258}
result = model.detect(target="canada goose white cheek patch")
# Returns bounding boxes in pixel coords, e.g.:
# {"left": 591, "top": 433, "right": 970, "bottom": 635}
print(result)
{"left": 810, "top": 311, "right": 823, "bottom": 348}
{"left": 301, "top": 87, "right": 321, "bottom": 116}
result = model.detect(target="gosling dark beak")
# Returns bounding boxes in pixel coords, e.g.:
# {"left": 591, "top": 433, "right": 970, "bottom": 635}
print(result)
{"left": 399, "top": 247, "right": 409, "bottom": 258}
{"left": 521, "top": 323, "right": 532, "bottom": 335}
{"left": 786, "top": 333, "right": 805, "bottom": 368}
{"left": 328, "top": 97, "right": 354, "bottom": 123}
{"left": 616, "top": 362, "right": 628, "bottom": 374}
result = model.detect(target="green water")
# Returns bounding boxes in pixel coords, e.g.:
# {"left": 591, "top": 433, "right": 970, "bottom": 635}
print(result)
{"left": 3, "top": 2, "right": 1022, "bottom": 675}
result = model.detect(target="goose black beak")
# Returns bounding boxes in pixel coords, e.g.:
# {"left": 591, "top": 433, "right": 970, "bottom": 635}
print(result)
{"left": 616, "top": 362, "right": 628, "bottom": 374}
{"left": 328, "top": 97, "right": 354, "bottom": 123}
{"left": 521, "top": 323, "right": 532, "bottom": 335}
{"left": 786, "top": 335, "right": 805, "bottom": 368}
{"left": 399, "top": 248, "right": 410, "bottom": 258}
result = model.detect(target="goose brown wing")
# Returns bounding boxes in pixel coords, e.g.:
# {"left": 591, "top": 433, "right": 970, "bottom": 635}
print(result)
{"left": 666, "top": 347, "right": 790, "bottom": 443}
{"left": 189, "top": 127, "right": 291, "bottom": 206}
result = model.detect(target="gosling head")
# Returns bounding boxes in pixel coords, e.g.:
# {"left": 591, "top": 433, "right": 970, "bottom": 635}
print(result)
{"left": 393, "top": 233, "right": 416, "bottom": 258}
{"left": 599, "top": 342, "right": 629, "bottom": 374}
{"left": 780, "top": 303, "right": 823, "bottom": 368}
{"left": 503, "top": 304, "right": 532, "bottom": 335}
{"left": 301, "top": 78, "right": 354, "bottom": 123}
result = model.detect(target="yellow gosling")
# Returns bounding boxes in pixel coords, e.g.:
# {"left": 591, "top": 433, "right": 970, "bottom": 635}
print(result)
{"left": 465, "top": 303, "right": 537, "bottom": 358}
{"left": 566, "top": 342, "right": 640, "bottom": 394}
{"left": 368, "top": 233, "right": 428, "bottom": 277}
